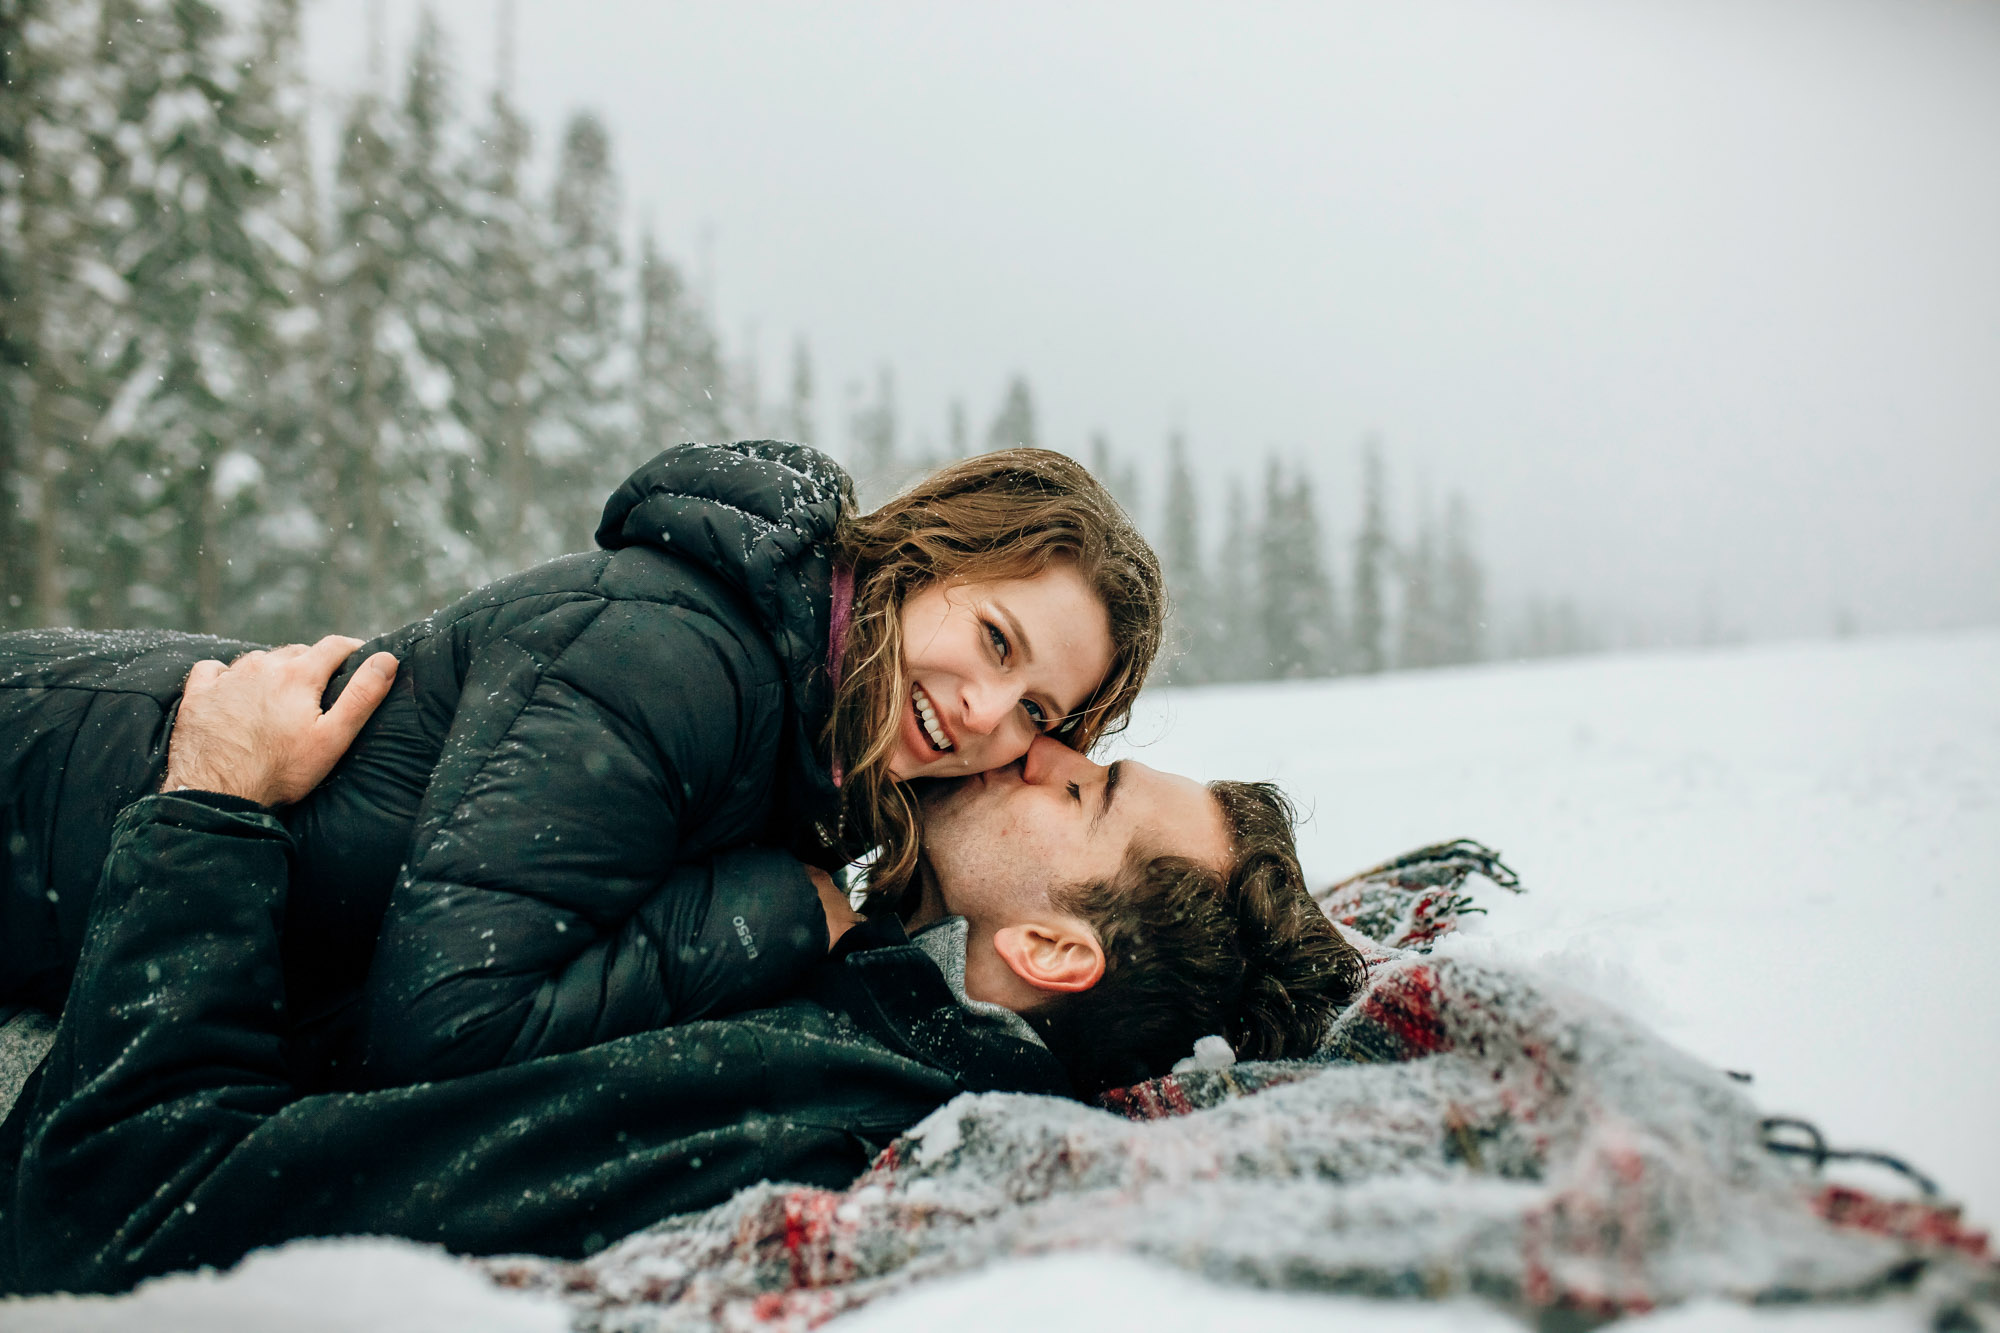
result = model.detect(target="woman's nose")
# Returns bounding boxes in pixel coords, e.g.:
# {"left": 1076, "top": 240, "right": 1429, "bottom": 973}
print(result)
{"left": 1022, "top": 732, "right": 1101, "bottom": 786}
{"left": 958, "top": 678, "right": 1015, "bottom": 735}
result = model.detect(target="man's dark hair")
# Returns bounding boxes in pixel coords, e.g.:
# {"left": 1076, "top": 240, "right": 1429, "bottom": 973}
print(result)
{"left": 1021, "top": 780, "right": 1367, "bottom": 1097}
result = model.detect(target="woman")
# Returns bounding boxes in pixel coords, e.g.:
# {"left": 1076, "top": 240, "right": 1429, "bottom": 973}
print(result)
{"left": 0, "top": 440, "right": 1164, "bottom": 1088}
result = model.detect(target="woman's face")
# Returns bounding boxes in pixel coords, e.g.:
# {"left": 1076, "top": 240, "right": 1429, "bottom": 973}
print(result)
{"left": 888, "top": 564, "right": 1115, "bottom": 781}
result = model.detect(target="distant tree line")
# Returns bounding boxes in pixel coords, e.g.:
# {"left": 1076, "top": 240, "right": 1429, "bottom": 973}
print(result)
{"left": 847, "top": 381, "right": 1491, "bottom": 682}
{"left": 2, "top": 1, "right": 1577, "bottom": 676}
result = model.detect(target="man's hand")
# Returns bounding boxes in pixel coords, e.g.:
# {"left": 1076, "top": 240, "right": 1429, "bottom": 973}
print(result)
{"left": 806, "top": 863, "right": 863, "bottom": 950}
{"left": 162, "top": 636, "right": 399, "bottom": 807}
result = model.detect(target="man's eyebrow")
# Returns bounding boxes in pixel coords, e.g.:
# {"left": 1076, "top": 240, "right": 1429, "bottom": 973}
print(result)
{"left": 1093, "top": 760, "right": 1125, "bottom": 832}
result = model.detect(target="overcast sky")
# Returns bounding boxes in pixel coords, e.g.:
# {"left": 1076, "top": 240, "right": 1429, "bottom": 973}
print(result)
{"left": 303, "top": 0, "right": 2000, "bottom": 646}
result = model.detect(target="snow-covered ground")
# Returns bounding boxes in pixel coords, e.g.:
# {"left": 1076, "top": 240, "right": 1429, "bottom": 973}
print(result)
{"left": 9, "top": 629, "right": 1996, "bottom": 1331}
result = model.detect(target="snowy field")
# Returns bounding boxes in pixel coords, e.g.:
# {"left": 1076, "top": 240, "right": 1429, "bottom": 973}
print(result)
{"left": 1111, "top": 625, "right": 2000, "bottom": 1230}
{"left": 9, "top": 628, "right": 1996, "bottom": 1331}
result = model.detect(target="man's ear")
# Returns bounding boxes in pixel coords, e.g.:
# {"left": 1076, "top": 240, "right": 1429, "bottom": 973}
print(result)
{"left": 991, "top": 921, "right": 1104, "bottom": 994}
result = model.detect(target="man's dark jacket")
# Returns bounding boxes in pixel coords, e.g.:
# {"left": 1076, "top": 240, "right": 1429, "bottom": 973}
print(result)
{"left": 0, "top": 441, "right": 851, "bottom": 1086}
{"left": 0, "top": 793, "right": 1070, "bottom": 1295}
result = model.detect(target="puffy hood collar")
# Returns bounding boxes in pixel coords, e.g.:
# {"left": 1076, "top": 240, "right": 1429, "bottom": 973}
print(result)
{"left": 596, "top": 440, "right": 854, "bottom": 837}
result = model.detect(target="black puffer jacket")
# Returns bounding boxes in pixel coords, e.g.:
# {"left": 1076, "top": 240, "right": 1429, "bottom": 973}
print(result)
{"left": 0, "top": 793, "right": 1070, "bottom": 1295}
{"left": 0, "top": 441, "right": 851, "bottom": 1087}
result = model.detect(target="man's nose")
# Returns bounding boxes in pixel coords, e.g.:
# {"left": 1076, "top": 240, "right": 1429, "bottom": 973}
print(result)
{"left": 1021, "top": 732, "right": 1102, "bottom": 786}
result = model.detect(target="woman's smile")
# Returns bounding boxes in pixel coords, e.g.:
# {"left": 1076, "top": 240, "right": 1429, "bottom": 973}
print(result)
{"left": 910, "top": 682, "right": 955, "bottom": 752}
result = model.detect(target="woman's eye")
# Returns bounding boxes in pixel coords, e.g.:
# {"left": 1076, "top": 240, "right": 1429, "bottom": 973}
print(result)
{"left": 985, "top": 623, "right": 1010, "bottom": 662}
{"left": 1022, "top": 698, "right": 1048, "bottom": 729}
{"left": 1066, "top": 781, "right": 1082, "bottom": 803}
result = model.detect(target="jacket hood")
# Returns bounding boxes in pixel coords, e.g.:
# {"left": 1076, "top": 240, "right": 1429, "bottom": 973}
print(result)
{"left": 596, "top": 440, "right": 854, "bottom": 839}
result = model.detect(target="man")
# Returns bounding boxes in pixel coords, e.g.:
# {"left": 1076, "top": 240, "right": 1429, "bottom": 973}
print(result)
{"left": 0, "top": 644, "right": 1360, "bottom": 1294}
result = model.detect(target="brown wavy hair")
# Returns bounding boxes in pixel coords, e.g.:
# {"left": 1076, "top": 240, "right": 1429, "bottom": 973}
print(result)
{"left": 831, "top": 449, "right": 1163, "bottom": 904}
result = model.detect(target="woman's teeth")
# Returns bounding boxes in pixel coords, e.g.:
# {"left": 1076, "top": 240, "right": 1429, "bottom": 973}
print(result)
{"left": 912, "top": 683, "right": 953, "bottom": 752}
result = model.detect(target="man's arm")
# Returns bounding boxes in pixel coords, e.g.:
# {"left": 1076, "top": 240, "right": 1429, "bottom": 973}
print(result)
{"left": 2, "top": 793, "right": 912, "bottom": 1294}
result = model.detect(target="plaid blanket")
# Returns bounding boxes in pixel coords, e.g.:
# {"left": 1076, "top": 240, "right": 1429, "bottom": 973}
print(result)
{"left": 488, "top": 841, "right": 1996, "bottom": 1331}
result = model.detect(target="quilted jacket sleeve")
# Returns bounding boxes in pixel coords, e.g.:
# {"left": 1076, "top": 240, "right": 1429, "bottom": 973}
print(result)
{"left": 358, "top": 596, "right": 831, "bottom": 1087}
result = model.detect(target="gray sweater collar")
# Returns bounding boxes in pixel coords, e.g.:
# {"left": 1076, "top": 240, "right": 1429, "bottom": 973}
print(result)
{"left": 909, "top": 916, "right": 1047, "bottom": 1050}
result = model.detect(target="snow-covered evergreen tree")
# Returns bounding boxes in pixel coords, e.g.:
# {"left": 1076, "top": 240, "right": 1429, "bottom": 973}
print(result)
{"left": 985, "top": 374, "right": 1036, "bottom": 452}
{"left": 1439, "top": 491, "right": 1484, "bottom": 665}
{"left": 729, "top": 326, "right": 768, "bottom": 442}
{"left": 632, "top": 223, "right": 726, "bottom": 451}
{"left": 1087, "top": 430, "right": 1140, "bottom": 528}
{"left": 780, "top": 335, "right": 814, "bottom": 446}
{"left": 1158, "top": 430, "right": 1208, "bottom": 684}
{"left": 1257, "top": 458, "right": 1341, "bottom": 679}
{"left": 390, "top": 13, "right": 482, "bottom": 593}
{"left": 0, "top": 0, "right": 106, "bottom": 626}
{"left": 221, "top": 0, "right": 326, "bottom": 641}
{"left": 1397, "top": 500, "right": 1442, "bottom": 669}
{"left": 1351, "top": 440, "right": 1389, "bottom": 674}
{"left": 536, "top": 108, "right": 628, "bottom": 530}
{"left": 455, "top": 74, "right": 542, "bottom": 574}
{"left": 76, "top": 0, "right": 310, "bottom": 630}
{"left": 321, "top": 16, "right": 477, "bottom": 628}
{"left": 945, "top": 398, "right": 968, "bottom": 460}
{"left": 1210, "top": 478, "right": 1256, "bottom": 681}
{"left": 0, "top": 0, "right": 31, "bottom": 622}
{"left": 848, "top": 366, "right": 898, "bottom": 505}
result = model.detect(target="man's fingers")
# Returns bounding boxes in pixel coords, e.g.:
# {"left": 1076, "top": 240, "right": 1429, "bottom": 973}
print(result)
{"left": 319, "top": 650, "right": 398, "bottom": 743}
{"left": 301, "top": 634, "right": 367, "bottom": 678}
{"left": 182, "top": 658, "right": 225, "bottom": 695}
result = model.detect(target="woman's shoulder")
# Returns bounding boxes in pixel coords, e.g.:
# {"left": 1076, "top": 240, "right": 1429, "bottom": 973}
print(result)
{"left": 589, "top": 442, "right": 844, "bottom": 717}
{"left": 409, "top": 549, "right": 779, "bottom": 670}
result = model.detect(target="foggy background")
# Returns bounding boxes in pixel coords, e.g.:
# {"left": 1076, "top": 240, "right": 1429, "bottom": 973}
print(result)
{"left": 304, "top": 0, "right": 2000, "bottom": 648}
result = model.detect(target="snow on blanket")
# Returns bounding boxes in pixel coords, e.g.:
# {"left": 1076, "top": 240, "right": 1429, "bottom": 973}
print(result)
{"left": 487, "top": 842, "right": 1997, "bottom": 1331}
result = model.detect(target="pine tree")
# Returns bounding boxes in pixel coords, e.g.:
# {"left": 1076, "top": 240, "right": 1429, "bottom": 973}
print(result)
{"left": 0, "top": 0, "right": 104, "bottom": 626}
{"left": 221, "top": 0, "right": 325, "bottom": 641}
{"left": 79, "top": 0, "right": 307, "bottom": 630}
{"left": 1088, "top": 430, "right": 1140, "bottom": 527}
{"left": 530, "top": 109, "right": 626, "bottom": 552}
{"left": 453, "top": 65, "right": 541, "bottom": 579}
{"left": 1351, "top": 440, "right": 1389, "bottom": 674}
{"left": 729, "top": 325, "right": 764, "bottom": 440}
{"left": 1257, "top": 458, "right": 1341, "bottom": 680}
{"left": 321, "top": 77, "right": 399, "bottom": 627}
{"left": 0, "top": 0, "right": 32, "bottom": 623}
{"left": 1158, "top": 430, "right": 1207, "bottom": 684}
{"left": 632, "top": 223, "right": 726, "bottom": 451}
{"left": 1397, "top": 500, "right": 1441, "bottom": 669}
{"left": 945, "top": 398, "right": 968, "bottom": 460}
{"left": 1288, "top": 467, "right": 1343, "bottom": 676}
{"left": 321, "top": 16, "right": 475, "bottom": 628}
{"left": 781, "top": 336, "right": 815, "bottom": 445}
{"left": 848, "top": 366, "right": 898, "bottom": 505}
{"left": 389, "top": 11, "right": 480, "bottom": 595}
{"left": 1210, "top": 478, "right": 1256, "bottom": 681}
{"left": 985, "top": 375, "right": 1036, "bottom": 451}
{"left": 1439, "top": 492, "right": 1484, "bottom": 664}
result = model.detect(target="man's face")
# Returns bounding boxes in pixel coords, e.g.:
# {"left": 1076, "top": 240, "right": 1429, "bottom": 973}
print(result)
{"left": 914, "top": 734, "right": 1232, "bottom": 927}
